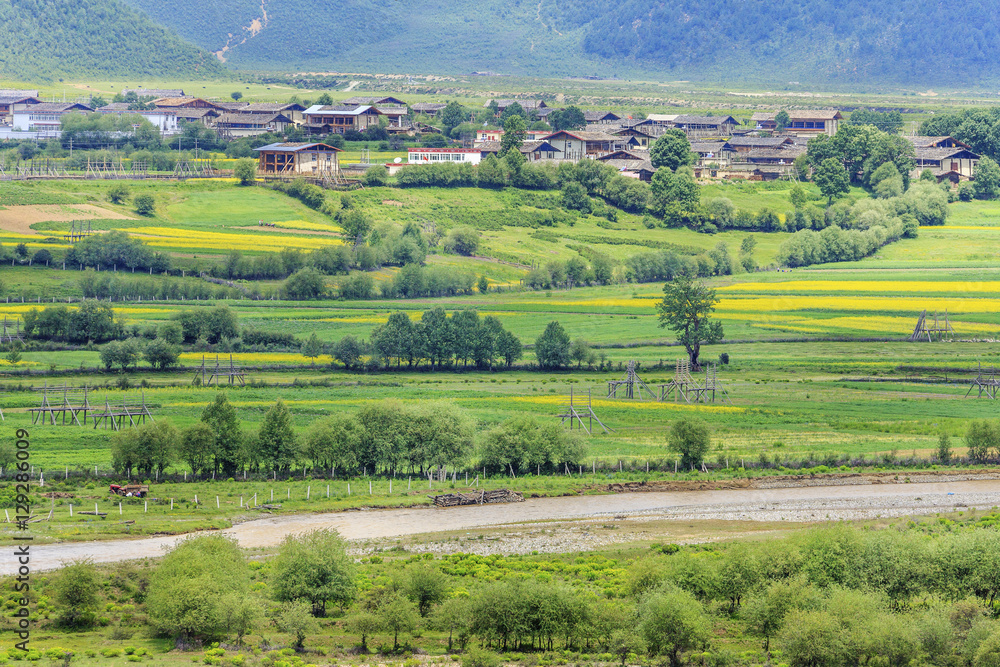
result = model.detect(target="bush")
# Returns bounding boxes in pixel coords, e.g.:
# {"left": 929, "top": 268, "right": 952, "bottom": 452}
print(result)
{"left": 362, "top": 165, "right": 388, "bottom": 187}
{"left": 234, "top": 158, "right": 257, "bottom": 186}
{"left": 462, "top": 648, "right": 501, "bottom": 667}
{"left": 106, "top": 183, "right": 130, "bottom": 205}
{"left": 668, "top": 418, "right": 712, "bottom": 468}
{"left": 133, "top": 193, "right": 155, "bottom": 215}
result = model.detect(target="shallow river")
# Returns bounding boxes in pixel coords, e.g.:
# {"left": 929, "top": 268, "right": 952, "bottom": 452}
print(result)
{"left": 6, "top": 479, "right": 998, "bottom": 573}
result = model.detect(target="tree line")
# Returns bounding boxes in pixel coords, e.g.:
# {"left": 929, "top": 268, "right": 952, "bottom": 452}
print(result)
{"left": 111, "top": 393, "right": 588, "bottom": 479}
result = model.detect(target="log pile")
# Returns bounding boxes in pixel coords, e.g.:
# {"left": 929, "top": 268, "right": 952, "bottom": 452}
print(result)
{"left": 431, "top": 489, "right": 525, "bottom": 508}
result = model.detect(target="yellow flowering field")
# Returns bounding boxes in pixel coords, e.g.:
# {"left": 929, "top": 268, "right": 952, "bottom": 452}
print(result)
{"left": 721, "top": 280, "right": 1000, "bottom": 294}
{"left": 125, "top": 227, "right": 342, "bottom": 252}
{"left": 717, "top": 295, "right": 1000, "bottom": 314}
{"left": 272, "top": 219, "right": 343, "bottom": 233}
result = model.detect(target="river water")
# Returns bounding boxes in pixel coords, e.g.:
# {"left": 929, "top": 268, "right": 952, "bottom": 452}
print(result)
{"left": 7, "top": 479, "right": 999, "bottom": 574}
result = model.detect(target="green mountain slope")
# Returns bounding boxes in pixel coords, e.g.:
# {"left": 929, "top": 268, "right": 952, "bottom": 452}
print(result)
{"left": 0, "top": 0, "right": 225, "bottom": 81}
{"left": 119, "top": 0, "right": 1000, "bottom": 85}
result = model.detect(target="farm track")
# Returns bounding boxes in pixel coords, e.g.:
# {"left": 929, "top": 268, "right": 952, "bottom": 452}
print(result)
{"left": 8, "top": 473, "right": 1000, "bottom": 574}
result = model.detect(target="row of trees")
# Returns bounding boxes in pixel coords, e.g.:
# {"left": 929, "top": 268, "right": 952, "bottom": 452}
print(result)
{"left": 111, "top": 392, "right": 588, "bottom": 479}
{"left": 365, "top": 308, "right": 522, "bottom": 370}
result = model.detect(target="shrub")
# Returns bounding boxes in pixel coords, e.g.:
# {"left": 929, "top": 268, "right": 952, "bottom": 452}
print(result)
{"left": 133, "top": 193, "right": 155, "bottom": 215}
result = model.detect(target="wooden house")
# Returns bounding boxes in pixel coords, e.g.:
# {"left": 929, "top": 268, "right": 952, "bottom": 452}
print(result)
{"left": 606, "top": 124, "right": 657, "bottom": 149}
{"left": 152, "top": 97, "right": 228, "bottom": 112}
{"left": 752, "top": 110, "right": 842, "bottom": 136}
{"left": 689, "top": 141, "right": 735, "bottom": 165}
{"left": 542, "top": 130, "right": 621, "bottom": 160}
{"left": 254, "top": 142, "right": 342, "bottom": 175}
{"left": 343, "top": 96, "right": 407, "bottom": 106}
{"left": 412, "top": 103, "right": 447, "bottom": 117}
{"left": 669, "top": 115, "right": 740, "bottom": 137}
{"left": 0, "top": 93, "right": 42, "bottom": 124}
{"left": 374, "top": 105, "right": 408, "bottom": 127}
{"left": 216, "top": 112, "right": 293, "bottom": 137}
{"left": 173, "top": 108, "right": 221, "bottom": 126}
{"left": 122, "top": 88, "right": 184, "bottom": 98}
{"left": 584, "top": 110, "right": 622, "bottom": 124}
{"left": 726, "top": 136, "right": 794, "bottom": 154}
{"left": 241, "top": 103, "right": 307, "bottom": 124}
{"left": 302, "top": 105, "right": 383, "bottom": 134}
{"left": 485, "top": 99, "right": 548, "bottom": 114}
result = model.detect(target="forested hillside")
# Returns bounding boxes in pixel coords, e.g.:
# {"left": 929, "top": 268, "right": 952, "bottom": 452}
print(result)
{"left": 0, "top": 0, "right": 224, "bottom": 80}
{"left": 119, "top": 0, "right": 1000, "bottom": 85}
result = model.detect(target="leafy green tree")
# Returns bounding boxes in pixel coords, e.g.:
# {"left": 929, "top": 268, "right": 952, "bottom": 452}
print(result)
{"left": 774, "top": 110, "right": 791, "bottom": 131}
{"left": 499, "top": 114, "right": 527, "bottom": 157}
{"left": 974, "top": 156, "right": 1000, "bottom": 200}
{"left": 146, "top": 535, "right": 251, "bottom": 641}
{"left": 362, "top": 165, "right": 389, "bottom": 187}
{"left": 333, "top": 335, "right": 366, "bottom": 370}
{"left": 549, "top": 106, "right": 586, "bottom": 131}
{"left": 234, "top": 158, "right": 257, "bottom": 186}
{"left": 814, "top": 157, "right": 851, "bottom": 203}
{"left": 231, "top": 91, "right": 243, "bottom": 101}
{"left": 535, "top": 321, "right": 571, "bottom": 370}
{"left": 650, "top": 129, "right": 696, "bottom": 170}
{"left": 376, "top": 591, "right": 419, "bottom": 650}
{"left": 273, "top": 601, "right": 318, "bottom": 650}
{"left": 271, "top": 529, "right": 356, "bottom": 616}
{"left": 640, "top": 586, "right": 712, "bottom": 667}
{"left": 789, "top": 184, "right": 808, "bottom": 208}
{"left": 656, "top": 274, "right": 723, "bottom": 368}
{"left": 431, "top": 596, "right": 473, "bottom": 652}
{"left": 201, "top": 393, "right": 243, "bottom": 476}
{"left": 133, "top": 192, "right": 155, "bottom": 215}
{"left": 649, "top": 167, "right": 700, "bottom": 218}
{"left": 5, "top": 340, "right": 22, "bottom": 366}
{"left": 111, "top": 420, "right": 177, "bottom": 477}
{"left": 966, "top": 419, "right": 1000, "bottom": 463}
{"left": 302, "top": 332, "right": 323, "bottom": 360}
{"left": 283, "top": 266, "right": 327, "bottom": 299}
{"left": 404, "top": 565, "right": 449, "bottom": 617}
{"left": 938, "top": 432, "right": 953, "bottom": 463}
{"left": 179, "top": 422, "right": 215, "bottom": 475}
{"left": 476, "top": 154, "right": 506, "bottom": 188}
{"left": 569, "top": 338, "right": 592, "bottom": 368}
{"left": 609, "top": 628, "right": 646, "bottom": 667}
{"left": 258, "top": 399, "right": 298, "bottom": 473}
{"left": 303, "top": 416, "right": 362, "bottom": 472}
{"left": 440, "top": 101, "right": 467, "bottom": 131}
{"left": 106, "top": 182, "right": 131, "bottom": 204}
{"left": 339, "top": 209, "right": 373, "bottom": 244}
{"left": 221, "top": 592, "right": 262, "bottom": 646}
{"left": 53, "top": 560, "right": 100, "bottom": 629}
{"left": 743, "top": 577, "right": 814, "bottom": 654}
{"left": 144, "top": 338, "right": 179, "bottom": 369}
{"left": 499, "top": 102, "right": 526, "bottom": 123}
{"left": 478, "top": 275, "right": 489, "bottom": 294}
{"left": 445, "top": 226, "right": 481, "bottom": 256}
{"left": 667, "top": 417, "right": 711, "bottom": 468}
{"left": 346, "top": 610, "right": 382, "bottom": 652}
{"left": 562, "top": 181, "right": 591, "bottom": 213}
{"left": 778, "top": 610, "right": 849, "bottom": 667}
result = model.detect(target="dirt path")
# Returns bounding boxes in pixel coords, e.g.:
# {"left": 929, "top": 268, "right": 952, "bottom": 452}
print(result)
{"left": 8, "top": 478, "right": 1000, "bottom": 574}
{"left": 0, "top": 205, "right": 133, "bottom": 234}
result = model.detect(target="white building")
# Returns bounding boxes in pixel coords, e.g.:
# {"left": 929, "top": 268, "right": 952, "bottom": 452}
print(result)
{"left": 407, "top": 148, "right": 482, "bottom": 165}
{"left": 97, "top": 103, "right": 180, "bottom": 136}
{"left": 11, "top": 102, "right": 93, "bottom": 134}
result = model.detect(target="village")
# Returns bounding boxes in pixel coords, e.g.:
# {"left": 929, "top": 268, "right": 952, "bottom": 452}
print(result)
{"left": 0, "top": 88, "right": 981, "bottom": 186}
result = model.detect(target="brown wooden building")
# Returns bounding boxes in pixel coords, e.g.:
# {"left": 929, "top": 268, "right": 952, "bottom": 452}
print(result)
{"left": 254, "top": 142, "right": 342, "bottom": 175}
{"left": 302, "top": 105, "right": 383, "bottom": 134}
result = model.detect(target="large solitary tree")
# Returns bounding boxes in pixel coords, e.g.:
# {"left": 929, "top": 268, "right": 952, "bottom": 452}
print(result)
{"left": 649, "top": 129, "right": 696, "bottom": 171}
{"left": 656, "top": 275, "right": 723, "bottom": 369}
